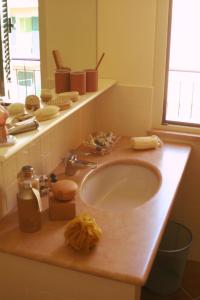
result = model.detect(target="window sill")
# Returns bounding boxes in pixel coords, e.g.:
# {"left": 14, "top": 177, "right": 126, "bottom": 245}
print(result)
{"left": 149, "top": 128, "right": 200, "bottom": 143}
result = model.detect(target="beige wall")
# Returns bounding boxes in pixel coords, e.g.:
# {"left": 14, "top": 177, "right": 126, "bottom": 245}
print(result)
{"left": 98, "top": 0, "right": 156, "bottom": 86}
{"left": 39, "top": 0, "right": 97, "bottom": 88}
{"left": 96, "top": 0, "right": 156, "bottom": 139}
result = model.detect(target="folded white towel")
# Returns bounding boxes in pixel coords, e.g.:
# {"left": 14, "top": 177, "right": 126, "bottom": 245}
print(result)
{"left": 130, "top": 135, "right": 162, "bottom": 150}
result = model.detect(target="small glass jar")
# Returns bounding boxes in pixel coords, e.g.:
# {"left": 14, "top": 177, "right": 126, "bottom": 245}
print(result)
{"left": 17, "top": 166, "right": 41, "bottom": 233}
{"left": 17, "top": 165, "right": 39, "bottom": 191}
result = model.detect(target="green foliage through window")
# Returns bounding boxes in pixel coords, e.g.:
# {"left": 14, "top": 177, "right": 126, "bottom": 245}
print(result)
{"left": 17, "top": 71, "right": 34, "bottom": 87}
{"left": 19, "top": 17, "right": 39, "bottom": 33}
{"left": 20, "top": 18, "right": 32, "bottom": 32}
{"left": 32, "top": 17, "right": 38, "bottom": 31}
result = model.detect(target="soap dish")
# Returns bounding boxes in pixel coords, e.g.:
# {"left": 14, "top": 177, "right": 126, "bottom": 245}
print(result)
{"left": 83, "top": 131, "right": 120, "bottom": 155}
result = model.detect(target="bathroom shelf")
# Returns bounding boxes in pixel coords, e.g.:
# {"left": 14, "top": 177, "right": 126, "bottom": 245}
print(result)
{"left": 0, "top": 79, "right": 117, "bottom": 162}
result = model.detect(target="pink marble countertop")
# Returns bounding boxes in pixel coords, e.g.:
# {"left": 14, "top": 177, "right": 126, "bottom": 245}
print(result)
{"left": 0, "top": 138, "right": 191, "bottom": 286}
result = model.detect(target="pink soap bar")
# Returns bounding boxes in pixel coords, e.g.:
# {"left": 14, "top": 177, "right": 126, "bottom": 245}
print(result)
{"left": 49, "top": 194, "right": 76, "bottom": 221}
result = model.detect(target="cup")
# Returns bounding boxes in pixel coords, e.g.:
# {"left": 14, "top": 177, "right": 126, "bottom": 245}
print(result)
{"left": 70, "top": 71, "right": 86, "bottom": 95}
{"left": 85, "top": 69, "right": 98, "bottom": 92}
{"left": 55, "top": 70, "right": 70, "bottom": 94}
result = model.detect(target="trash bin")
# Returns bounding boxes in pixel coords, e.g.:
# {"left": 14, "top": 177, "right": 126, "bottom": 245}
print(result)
{"left": 145, "top": 221, "right": 192, "bottom": 295}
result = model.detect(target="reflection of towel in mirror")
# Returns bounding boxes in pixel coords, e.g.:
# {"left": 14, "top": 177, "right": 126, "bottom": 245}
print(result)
{"left": 130, "top": 135, "right": 162, "bottom": 150}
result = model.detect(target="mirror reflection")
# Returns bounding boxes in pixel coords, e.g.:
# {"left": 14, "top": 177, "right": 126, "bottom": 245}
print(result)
{"left": 0, "top": 0, "right": 97, "bottom": 102}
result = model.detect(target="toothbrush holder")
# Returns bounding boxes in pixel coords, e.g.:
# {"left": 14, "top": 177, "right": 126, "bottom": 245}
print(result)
{"left": 85, "top": 69, "right": 98, "bottom": 92}
{"left": 55, "top": 69, "right": 71, "bottom": 94}
{"left": 70, "top": 71, "right": 86, "bottom": 95}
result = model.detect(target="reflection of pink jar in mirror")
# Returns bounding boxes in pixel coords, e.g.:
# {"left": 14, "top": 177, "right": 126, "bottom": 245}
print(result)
{"left": 55, "top": 70, "right": 71, "bottom": 94}
{"left": 70, "top": 71, "right": 86, "bottom": 95}
{"left": 0, "top": 106, "right": 9, "bottom": 143}
{"left": 85, "top": 69, "right": 98, "bottom": 92}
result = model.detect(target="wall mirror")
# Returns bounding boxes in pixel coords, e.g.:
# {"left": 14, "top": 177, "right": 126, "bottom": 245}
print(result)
{"left": 39, "top": 0, "right": 97, "bottom": 87}
{"left": 0, "top": 0, "right": 97, "bottom": 100}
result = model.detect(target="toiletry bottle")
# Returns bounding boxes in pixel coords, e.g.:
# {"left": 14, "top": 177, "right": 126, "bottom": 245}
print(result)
{"left": 17, "top": 166, "right": 41, "bottom": 233}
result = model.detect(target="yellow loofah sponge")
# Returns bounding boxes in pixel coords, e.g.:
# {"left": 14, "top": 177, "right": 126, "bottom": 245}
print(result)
{"left": 64, "top": 214, "right": 102, "bottom": 253}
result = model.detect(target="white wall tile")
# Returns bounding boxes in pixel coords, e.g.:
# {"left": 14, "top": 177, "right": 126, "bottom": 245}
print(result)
{"left": 16, "top": 146, "right": 31, "bottom": 172}
{"left": 40, "top": 131, "right": 52, "bottom": 157}
{"left": 96, "top": 84, "right": 153, "bottom": 136}
{"left": 0, "top": 163, "right": 7, "bottom": 217}
{"left": 2, "top": 155, "right": 18, "bottom": 187}
{"left": 29, "top": 138, "right": 42, "bottom": 174}
{"left": 5, "top": 181, "right": 18, "bottom": 212}
{"left": 79, "top": 101, "right": 97, "bottom": 140}
{"left": 62, "top": 111, "right": 82, "bottom": 150}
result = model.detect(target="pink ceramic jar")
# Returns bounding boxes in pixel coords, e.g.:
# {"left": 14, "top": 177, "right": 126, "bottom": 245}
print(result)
{"left": 55, "top": 70, "right": 70, "bottom": 94}
{"left": 85, "top": 69, "right": 98, "bottom": 92}
{"left": 70, "top": 71, "right": 86, "bottom": 95}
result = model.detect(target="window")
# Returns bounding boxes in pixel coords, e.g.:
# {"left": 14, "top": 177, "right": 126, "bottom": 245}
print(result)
{"left": 32, "top": 17, "right": 38, "bottom": 31}
{"left": 0, "top": 0, "right": 41, "bottom": 102}
{"left": 163, "top": 0, "right": 200, "bottom": 127}
{"left": 19, "top": 17, "right": 39, "bottom": 33}
{"left": 0, "top": 12, "right": 5, "bottom": 96}
{"left": 17, "top": 71, "right": 34, "bottom": 87}
{"left": 20, "top": 17, "right": 32, "bottom": 32}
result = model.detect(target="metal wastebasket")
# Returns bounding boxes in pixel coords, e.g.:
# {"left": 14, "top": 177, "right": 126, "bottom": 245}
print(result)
{"left": 145, "top": 221, "right": 192, "bottom": 295}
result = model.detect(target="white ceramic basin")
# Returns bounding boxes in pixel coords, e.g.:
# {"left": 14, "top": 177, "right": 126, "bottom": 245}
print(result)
{"left": 80, "top": 160, "right": 161, "bottom": 212}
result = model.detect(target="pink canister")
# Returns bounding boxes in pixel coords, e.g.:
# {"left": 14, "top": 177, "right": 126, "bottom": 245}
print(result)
{"left": 85, "top": 69, "right": 98, "bottom": 92}
{"left": 70, "top": 71, "right": 86, "bottom": 95}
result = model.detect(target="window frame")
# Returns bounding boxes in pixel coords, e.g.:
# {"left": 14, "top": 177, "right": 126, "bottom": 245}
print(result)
{"left": 0, "top": 12, "right": 5, "bottom": 96}
{"left": 152, "top": 0, "right": 200, "bottom": 134}
{"left": 162, "top": 0, "right": 200, "bottom": 129}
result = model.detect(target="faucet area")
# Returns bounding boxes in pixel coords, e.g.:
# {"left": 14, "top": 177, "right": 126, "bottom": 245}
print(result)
{"left": 0, "top": 1, "right": 200, "bottom": 300}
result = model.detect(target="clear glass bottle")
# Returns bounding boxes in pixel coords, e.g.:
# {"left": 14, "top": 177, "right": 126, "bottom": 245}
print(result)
{"left": 17, "top": 166, "right": 41, "bottom": 233}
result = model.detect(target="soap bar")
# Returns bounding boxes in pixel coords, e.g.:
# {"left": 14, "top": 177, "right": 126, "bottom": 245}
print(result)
{"left": 130, "top": 135, "right": 162, "bottom": 150}
{"left": 34, "top": 105, "right": 60, "bottom": 121}
{"left": 47, "top": 97, "right": 72, "bottom": 111}
{"left": 7, "top": 103, "right": 25, "bottom": 116}
{"left": 58, "top": 91, "right": 79, "bottom": 102}
{"left": 51, "top": 179, "right": 78, "bottom": 201}
{"left": 49, "top": 194, "right": 76, "bottom": 221}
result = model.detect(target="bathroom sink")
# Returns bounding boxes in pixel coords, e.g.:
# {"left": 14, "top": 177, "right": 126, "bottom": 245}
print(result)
{"left": 80, "top": 160, "right": 161, "bottom": 212}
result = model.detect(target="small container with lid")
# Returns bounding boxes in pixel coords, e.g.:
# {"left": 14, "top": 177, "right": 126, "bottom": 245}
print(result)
{"left": 17, "top": 166, "right": 41, "bottom": 233}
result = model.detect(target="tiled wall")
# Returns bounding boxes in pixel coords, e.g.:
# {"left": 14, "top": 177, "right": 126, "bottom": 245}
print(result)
{"left": 0, "top": 102, "right": 97, "bottom": 217}
{"left": 95, "top": 84, "right": 153, "bottom": 136}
